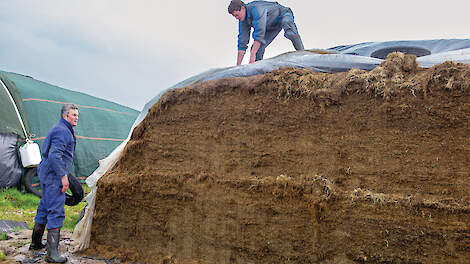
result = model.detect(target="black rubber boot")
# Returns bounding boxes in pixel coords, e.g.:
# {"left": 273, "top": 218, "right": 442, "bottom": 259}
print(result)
{"left": 29, "top": 222, "right": 46, "bottom": 250}
{"left": 46, "top": 228, "right": 67, "bottom": 263}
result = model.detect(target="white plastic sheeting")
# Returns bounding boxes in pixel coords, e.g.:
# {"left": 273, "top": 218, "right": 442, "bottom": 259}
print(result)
{"left": 72, "top": 39, "right": 470, "bottom": 251}
{"left": 417, "top": 48, "right": 470, "bottom": 68}
{"left": 71, "top": 137, "right": 130, "bottom": 251}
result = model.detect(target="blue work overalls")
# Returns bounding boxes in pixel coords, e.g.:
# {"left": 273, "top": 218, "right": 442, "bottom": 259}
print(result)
{"left": 34, "top": 118, "right": 76, "bottom": 230}
{"left": 237, "top": 1, "right": 303, "bottom": 61}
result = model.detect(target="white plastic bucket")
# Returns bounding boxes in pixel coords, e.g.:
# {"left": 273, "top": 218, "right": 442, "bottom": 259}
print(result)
{"left": 19, "top": 140, "right": 42, "bottom": 168}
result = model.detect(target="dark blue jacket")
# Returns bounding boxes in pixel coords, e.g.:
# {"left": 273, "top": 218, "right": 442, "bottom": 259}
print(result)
{"left": 237, "top": 1, "right": 291, "bottom": 50}
{"left": 38, "top": 118, "right": 76, "bottom": 182}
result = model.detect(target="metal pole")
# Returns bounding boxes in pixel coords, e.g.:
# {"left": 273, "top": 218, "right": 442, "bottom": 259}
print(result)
{"left": 0, "top": 78, "right": 28, "bottom": 139}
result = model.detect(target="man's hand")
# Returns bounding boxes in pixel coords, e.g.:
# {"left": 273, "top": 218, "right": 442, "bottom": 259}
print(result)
{"left": 61, "top": 175, "right": 69, "bottom": 193}
{"left": 249, "top": 41, "right": 261, "bottom": 64}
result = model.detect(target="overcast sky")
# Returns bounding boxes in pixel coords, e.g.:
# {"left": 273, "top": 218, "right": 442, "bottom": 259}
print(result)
{"left": 0, "top": 0, "right": 468, "bottom": 110}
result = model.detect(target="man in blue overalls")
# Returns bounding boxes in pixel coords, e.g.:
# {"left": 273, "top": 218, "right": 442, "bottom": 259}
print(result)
{"left": 228, "top": 0, "right": 304, "bottom": 65}
{"left": 30, "top": 103, "right": 78, "bottom": 263}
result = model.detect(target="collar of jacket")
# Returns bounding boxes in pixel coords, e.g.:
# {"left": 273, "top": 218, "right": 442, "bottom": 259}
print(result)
{"left": 246, "top": 5, "right": 253, "bottom": 20}
{"left": 60, "top": 117, "right": 75, "bottom": 137}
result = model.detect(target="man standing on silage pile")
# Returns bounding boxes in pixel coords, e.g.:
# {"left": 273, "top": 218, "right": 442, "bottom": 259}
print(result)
{"left": 228, "top": 0, "right": 304, "bottom": 65}
{"left": 30, "top": 103, "right": 79, "bottom": 263}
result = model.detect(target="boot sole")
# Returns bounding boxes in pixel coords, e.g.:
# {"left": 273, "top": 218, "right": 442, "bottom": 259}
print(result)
{"left": 45, "top": 257, "right": 67, "bottom": 263}
{"left": 29, "top": 243, "right": 47, "bottom": 250}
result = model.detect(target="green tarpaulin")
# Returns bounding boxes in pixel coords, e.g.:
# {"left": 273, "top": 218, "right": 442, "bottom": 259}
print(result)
{"left": 0, "top": 73, "right": 30, "bottom": 137}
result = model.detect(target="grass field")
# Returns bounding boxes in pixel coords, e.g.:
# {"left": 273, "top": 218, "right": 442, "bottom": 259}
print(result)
{"left": 0, "top": 187, "right": 87, "bottom": 232}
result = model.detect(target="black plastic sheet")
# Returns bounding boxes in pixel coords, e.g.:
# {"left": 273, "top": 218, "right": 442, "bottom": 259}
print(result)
{"left": 0, "top": 133, "right": 22, "bottom": 188}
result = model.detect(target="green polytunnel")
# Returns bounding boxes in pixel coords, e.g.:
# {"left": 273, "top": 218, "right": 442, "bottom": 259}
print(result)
{"left": 0, "top": 70, "right": 139, "bottom": 188}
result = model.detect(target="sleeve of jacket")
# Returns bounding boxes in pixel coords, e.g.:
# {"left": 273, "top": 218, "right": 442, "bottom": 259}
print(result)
{"left": 48, "top": 129, "right": 68, "bottom": 179}
{"left": 238, "top": 21, "right": 251, "bottom": 51}
{"left": 251, "top": 7, "right": 267, "bottom": 45}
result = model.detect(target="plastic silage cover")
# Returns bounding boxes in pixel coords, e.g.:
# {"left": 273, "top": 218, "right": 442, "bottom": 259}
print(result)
{"left": 72, "top": 39, "right": 470, "bottom": 251}
{"left": 0, "top": 134, "right": 22, "bottom": 188}
{"left": 329, "top": 39, "right": 470, "bottom": 58}
{"left": 416, "top": 48, "right": 470, "bottom": 68}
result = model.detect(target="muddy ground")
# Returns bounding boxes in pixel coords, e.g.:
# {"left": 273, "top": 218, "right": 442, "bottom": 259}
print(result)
{"left": 0, "top": 229, "right": 119, "bottom": 263}
{"left": 88, "top": 53, "right": 469, "bottom": 263}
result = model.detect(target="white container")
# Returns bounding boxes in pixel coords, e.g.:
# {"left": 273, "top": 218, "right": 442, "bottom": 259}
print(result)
{"left": 19, "top": 140, "right": 42, "bottom": 168}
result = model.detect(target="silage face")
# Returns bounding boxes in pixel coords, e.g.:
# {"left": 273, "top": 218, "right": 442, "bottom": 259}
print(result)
{"left": 90, "top": 54, "right": 470, "bottom": 264}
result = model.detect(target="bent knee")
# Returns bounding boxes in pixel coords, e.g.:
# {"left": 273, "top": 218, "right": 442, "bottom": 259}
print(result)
{"left": 284, "top": 30, "right": 299, "bottom": 41}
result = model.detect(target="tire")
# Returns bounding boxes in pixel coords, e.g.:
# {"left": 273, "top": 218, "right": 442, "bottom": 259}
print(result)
{"left": 24, "top": 167, "right": 42, "bottom": 197}
{"left": 65, "top": 173, "right": 84, "bottom": 206}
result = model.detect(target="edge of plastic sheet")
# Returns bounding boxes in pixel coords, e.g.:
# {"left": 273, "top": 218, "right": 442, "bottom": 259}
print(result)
{"left": 417, "top": 48, "right": 470, "bottom": 68}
